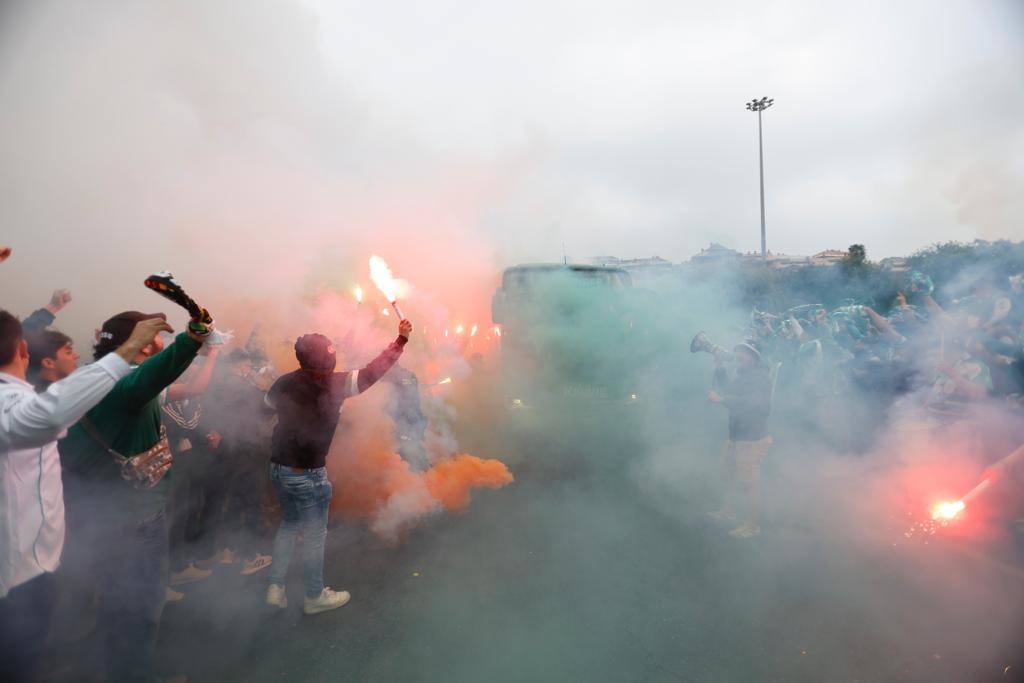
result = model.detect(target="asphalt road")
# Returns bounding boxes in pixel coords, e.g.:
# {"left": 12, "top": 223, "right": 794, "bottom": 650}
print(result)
{"left": 146, "top": 420, "right": 1024, "bottom": 683}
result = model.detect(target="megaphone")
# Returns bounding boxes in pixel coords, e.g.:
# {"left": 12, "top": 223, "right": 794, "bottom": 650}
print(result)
{"left": 690, "top": 331, "right": 732, "bottom": 359}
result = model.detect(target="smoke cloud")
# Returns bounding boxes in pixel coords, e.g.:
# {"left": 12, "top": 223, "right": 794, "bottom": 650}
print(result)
{"left": 1, "top": 1, "right": 1022, "bottom": 681}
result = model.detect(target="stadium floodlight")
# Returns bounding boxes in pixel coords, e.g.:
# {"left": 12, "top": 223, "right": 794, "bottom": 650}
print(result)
{"left": 745, "top": 96, "right": 774, "bottom": 259}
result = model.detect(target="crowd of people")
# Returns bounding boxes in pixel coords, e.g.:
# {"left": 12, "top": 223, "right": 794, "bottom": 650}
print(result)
{"left": 0, "top": 247, "right": 413, "bottom": 682}
{"left": 3, "top": 237, "right": 1024, "bottom": 680}
{"left": 700, "top": 268, "right": 1024, "bottom": 539}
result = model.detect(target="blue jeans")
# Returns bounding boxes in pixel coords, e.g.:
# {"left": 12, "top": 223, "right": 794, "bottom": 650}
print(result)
{"left": 268, "top": 464, "right": 332, "bottom": 598}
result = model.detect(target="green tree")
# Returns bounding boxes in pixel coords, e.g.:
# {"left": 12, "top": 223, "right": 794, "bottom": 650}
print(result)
{"left": 843, "top": 244, "right": 867, "bottom": 269}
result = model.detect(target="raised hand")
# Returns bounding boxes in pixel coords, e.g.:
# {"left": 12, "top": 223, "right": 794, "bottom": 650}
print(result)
{"left": 47, "top": 289, "right": 72, "bottom": 315}
{"left": 116, "top": 318, "right": 174, "bottom": 362}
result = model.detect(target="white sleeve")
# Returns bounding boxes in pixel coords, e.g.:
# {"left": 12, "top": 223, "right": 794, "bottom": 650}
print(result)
{"left": 346, "top": 370, "right": 360, "bottom": 398}
{"left": 0, "top": 353, "right": 132, "bottom": 451}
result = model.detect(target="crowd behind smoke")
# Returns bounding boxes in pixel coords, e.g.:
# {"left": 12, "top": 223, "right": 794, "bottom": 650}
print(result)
{"left": 3, "top": 231, "right": 1024, "bottom": 680}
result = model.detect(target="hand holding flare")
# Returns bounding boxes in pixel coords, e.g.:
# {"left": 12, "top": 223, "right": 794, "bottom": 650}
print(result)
{"left": 930, "top": 477, "right": 993, "bottom": 521}
{"left": 369, "top": 255, "right": 409, "bottom": 321}
{"left": 931, "top": 443, "right": 1024, "bottom": 522}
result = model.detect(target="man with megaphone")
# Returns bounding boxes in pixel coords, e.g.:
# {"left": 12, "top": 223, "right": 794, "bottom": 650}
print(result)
{"left": 702, "top": 340, "right": 773, "bottom": 539}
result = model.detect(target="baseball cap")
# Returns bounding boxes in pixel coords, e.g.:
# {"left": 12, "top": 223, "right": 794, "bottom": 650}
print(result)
{"left": 93, "top": 311, "right": 166, "bottom": 360}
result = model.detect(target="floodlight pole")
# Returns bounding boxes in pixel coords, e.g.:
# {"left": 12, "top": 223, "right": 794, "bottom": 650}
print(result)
{"left": 746, "top": 96, "right": 773, "bottom": 262}
{"left": 757, "top": 107, "right": 766, "bottom": 260}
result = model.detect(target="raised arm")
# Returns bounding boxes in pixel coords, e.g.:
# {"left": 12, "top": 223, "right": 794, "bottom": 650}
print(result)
{"left": 937, "top": 362, "right": 989, "bottom": 401}
{"left": 344, "top": 320, "right": 412, "bottom": 398}
{"left": 22, "top": 290, "right": 72, "bottom": 333}
{"left": 0, "top": 355, "right": 130, "bottom": 450}
{"left": 166, "top": 345, "right": 221, "bottom": 402}
{"left": 0, "top": 318, "right": 171, "bottom": 450}
{"left": 863, "top": 307, "right": 905, "bottom": 343}
{"left": 21, "top": 309, "right": 55, "bottom": 333}
{"left": 922, "top": 295, "right": 947, "bottom": 320}
{"left": 116, "top": 332, "right": 204, "bottom": 405}
{"left": 989, "top": 443, "right": 1024, "bottom": 479}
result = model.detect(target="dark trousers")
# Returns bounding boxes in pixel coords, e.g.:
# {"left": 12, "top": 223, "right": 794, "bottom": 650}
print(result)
{"left": 0, "top": 572, "right": 58, "bottom": 682}
{"left": 192, "top": 451, "right": 231, "bottom": 562}
{"left": 89, "top": 510, "right": 169, "bottom": 683}
{"left": 169, "top": 447, "right": 225, "bottom": 569}
{"left": 223, "top": 447, "right": 268, "bottom": 557}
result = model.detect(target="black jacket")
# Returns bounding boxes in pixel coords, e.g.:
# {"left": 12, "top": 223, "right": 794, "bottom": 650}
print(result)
{"left": 265, "top": 336, "right": 406, "bottom": 469}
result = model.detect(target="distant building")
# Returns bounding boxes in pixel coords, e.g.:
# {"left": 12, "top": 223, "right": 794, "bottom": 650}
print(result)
{"left": 764, "top": 254, "right": 811, "bottom": 270}
{"left": 690, "top": 242, "right": 741, "bottom": 265}
{"left": 589, "top": 245, "right": 866, "bottom": 275}
{"left": 809, "top": 250, "right": 847, "bottom": 266}
{"left": 587, "top": 255, "right": 672, "bottom": 270}
{"left": 879, "top": 256, "right": 909, "bottom": 273}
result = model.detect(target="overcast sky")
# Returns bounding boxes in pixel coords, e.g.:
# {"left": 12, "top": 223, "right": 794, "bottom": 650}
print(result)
{"left": 1, "top": 0, "right": 1022, "bottom": 331}
{"left": 300, "top": 0, "right": 1024, "bottom": 259}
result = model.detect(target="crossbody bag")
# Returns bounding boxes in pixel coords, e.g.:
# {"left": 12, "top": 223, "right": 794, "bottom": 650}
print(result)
{"left": 78, "top": 416, "right": 173, "bottom": 490}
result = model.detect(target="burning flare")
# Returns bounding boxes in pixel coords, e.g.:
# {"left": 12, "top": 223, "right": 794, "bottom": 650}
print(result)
{"left": 931, "top": 499, "right": 965, "bottom": 521}
{"left": 353, "top": 285, "right": 363, "bottom": 304}
{"left": 928, "top": 477, "right": 993, "bottom": 522}
{"left": 369, "top": 255, "right": 409, "bottom": 319}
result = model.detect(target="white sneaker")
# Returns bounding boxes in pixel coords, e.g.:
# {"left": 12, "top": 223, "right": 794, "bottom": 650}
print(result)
{"left": 266, "top": 584, "right": 288, "bottom": 609}
{"left": 728, "top": 523, "right": 761, "bottom": 539}
{"left": 170, "top": 563, "right": 213, "bottom": 586}
{"left": 303, "top": 587, "right": 351, "bottom": 615}
{"left": 165, "top": 586, "right": 185, "bottom": 603}
{"left": 241, "top": 554, "right": 272, "bottom": 575}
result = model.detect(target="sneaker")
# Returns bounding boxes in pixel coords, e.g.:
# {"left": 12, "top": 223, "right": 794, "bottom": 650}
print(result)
{"left": 241, "top": 554, "right": 272, "bottom": 575}
{"left": 303, "top": 587, "right": 351, "bottom": 615}
{"left": 170, "top": 563, "right": 213, "bottom": 586}
{"left": 266, "top": 584, "right": 288, "bottom": 609}
{"left": 728, "top": 523, "right": 761, "bottom": 539}
{"left": 706, "top": 509, "right": 737, "bottom": 523}
{"left": 197, "top": 548, "right": 237, "bottom": 569}
{"left": 165, "top": 586, "right": 185, "bottom": 603}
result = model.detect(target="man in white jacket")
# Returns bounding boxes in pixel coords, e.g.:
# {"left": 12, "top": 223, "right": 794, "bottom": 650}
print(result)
{"left": 0, "top": 309, "right": 173, "bottom": 682}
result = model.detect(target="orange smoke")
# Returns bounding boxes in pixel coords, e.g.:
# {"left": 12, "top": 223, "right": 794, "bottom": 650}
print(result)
{"left": 425, "top": 455, "right": 514, "bottom": 510}
{"left": 328, "top": 388, "right": 512, "bottom": 541}
{"left": 332, "top": 447, "right": 423, "bottom": 522}
{"left": 332, "top": 447, "right": 513, "bottom": 541}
